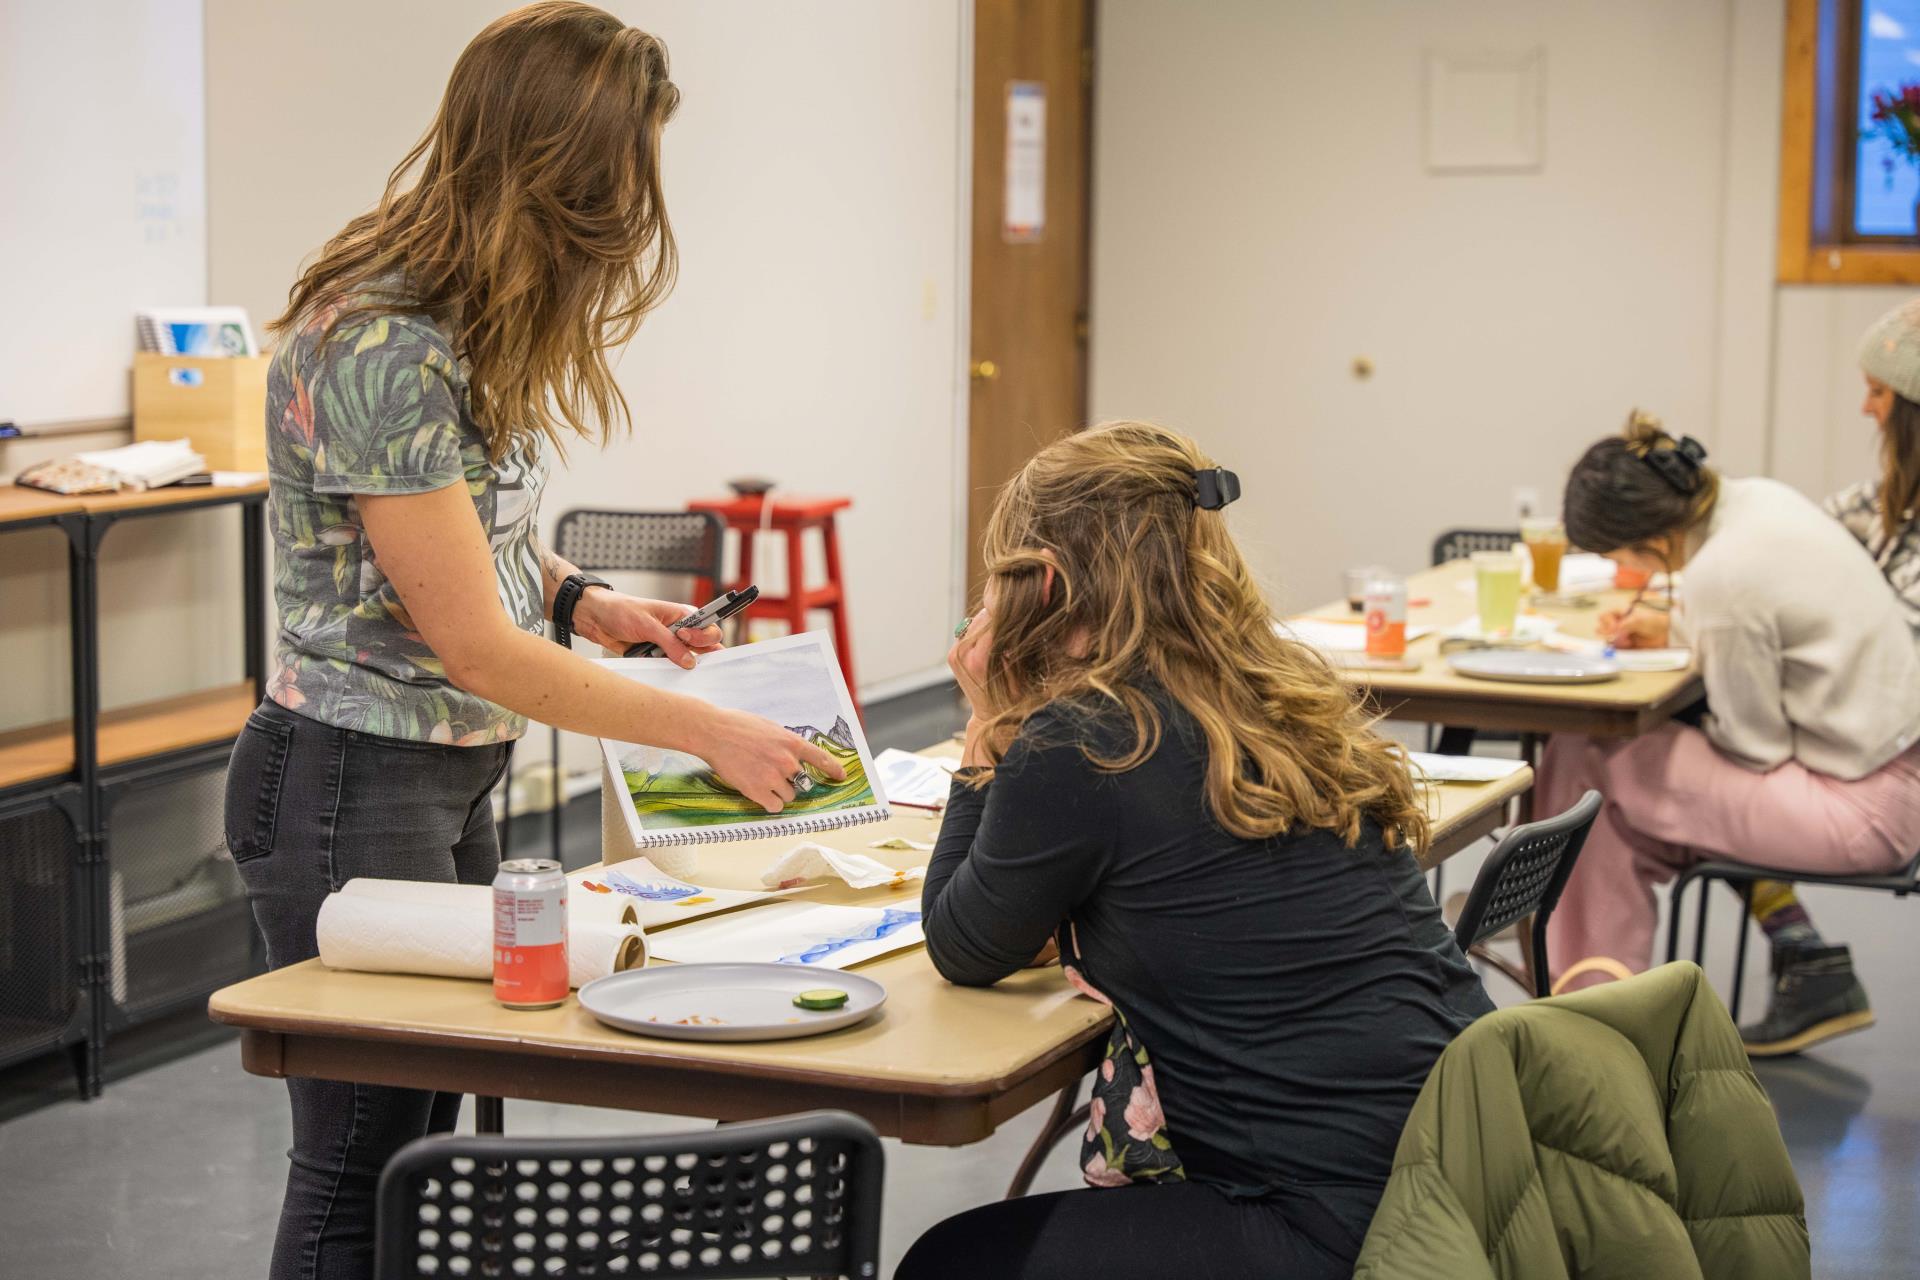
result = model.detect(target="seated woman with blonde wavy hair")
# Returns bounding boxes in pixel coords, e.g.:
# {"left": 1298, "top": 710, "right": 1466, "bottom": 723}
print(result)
{"left": 895, "top": 422, "right": 1494, "bottom": 1280}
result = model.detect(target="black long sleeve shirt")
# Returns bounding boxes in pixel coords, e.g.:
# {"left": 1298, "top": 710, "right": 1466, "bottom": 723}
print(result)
{"left": 923, "top": 696, "right": 1493, "bottom": 1230}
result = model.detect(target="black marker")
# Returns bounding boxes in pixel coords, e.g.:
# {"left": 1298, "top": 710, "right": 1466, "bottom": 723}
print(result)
{"left": 624, "top": 586, "right": 760, "bottom": 658}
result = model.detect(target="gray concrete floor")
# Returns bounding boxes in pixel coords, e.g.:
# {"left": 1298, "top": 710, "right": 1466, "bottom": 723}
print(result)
{"left": 4, "top": 702, "right": 1918, "bottom": 1277}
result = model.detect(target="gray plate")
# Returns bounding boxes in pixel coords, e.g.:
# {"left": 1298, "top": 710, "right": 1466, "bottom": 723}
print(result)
{"left": 577, "top": 963, "right": 887, "bottom": 1042}
{"left": 1447, "top": 650, "right": 1621, "bottom": 684}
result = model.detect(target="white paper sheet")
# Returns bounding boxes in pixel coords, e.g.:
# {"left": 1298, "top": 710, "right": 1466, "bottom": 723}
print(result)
{"left": 873, "top": 748, "right": 956, "bottom": 809}
{"left": 1553, "top": 552, "right": 1620, "bottom": 593}
{"left": 1404, "top": 752, "right": 1530, "bottom": 784}
{"left": 1278, "top": 618, "right": 1436, "bottom": 653}
{"left": 646, "top": 901, "right": 925, "bottom": 970}
{"left": 1441, "top": 614, "right": 1559, "bottom": 644}
{"left": 569, "top": 861, "right": 786, "bottom": 930}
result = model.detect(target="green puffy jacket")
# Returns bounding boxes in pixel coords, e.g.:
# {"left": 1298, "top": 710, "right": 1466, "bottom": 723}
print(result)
{"left": 1353, "top": 962, "right": 1809, "bottom": 1279}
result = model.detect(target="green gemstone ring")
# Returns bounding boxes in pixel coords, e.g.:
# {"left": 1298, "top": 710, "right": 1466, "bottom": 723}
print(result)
{"left": 954, "top": 616, "right": 972, "bottom": 640}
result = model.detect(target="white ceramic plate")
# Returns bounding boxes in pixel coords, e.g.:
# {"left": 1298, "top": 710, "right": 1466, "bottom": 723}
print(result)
{"left": 1447, "top": 650, "right": 1621, "bottom": 685}
{"left": 578, "top": 963, "right": 886, "bottom": 1042}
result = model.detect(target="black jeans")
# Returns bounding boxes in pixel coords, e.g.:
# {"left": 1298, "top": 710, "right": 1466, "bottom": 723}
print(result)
{"left": 894, "top": 1180, "right": 1364, "bottom": 1280}
{"left": 226, "top": 699, "right": 510, "bottom": 1280}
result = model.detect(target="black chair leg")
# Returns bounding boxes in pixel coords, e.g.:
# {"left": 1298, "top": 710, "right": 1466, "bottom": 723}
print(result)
{"left": 1691, "top": 873, "right": 1712, "bottom": 966}
{"left": 1434, "top": 727, "right": 1477, "bottom": 756}
{"left": 476, "top": 1096, "right": 505, "bottom": 1134}
{"left": 1728, "top": 880, "right": 1754, "bottom": 1025}
{"left": 1666, "top": 873, "right": 1689, "bottom": 965}
{"left": 1529, "top": 915, "right": 1551, "bottom": 999}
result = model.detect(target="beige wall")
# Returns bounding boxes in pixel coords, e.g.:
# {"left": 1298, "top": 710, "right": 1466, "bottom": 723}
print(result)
{"left": 1088, "top": 0, "right": 1897, "bottom": 612}
{"left": 200, "top": 0, "right": 968, "bottom": 772}
{"left": 13, "top": 0, "right": 1917, "bottom": 756}
{"left": 0, "top": 1, "right": 242, "bottom": 733}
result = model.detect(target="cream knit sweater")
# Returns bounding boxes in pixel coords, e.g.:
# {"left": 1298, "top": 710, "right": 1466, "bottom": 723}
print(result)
{"left": 1677, "top": 477, "right": 1920, "bottom": 780}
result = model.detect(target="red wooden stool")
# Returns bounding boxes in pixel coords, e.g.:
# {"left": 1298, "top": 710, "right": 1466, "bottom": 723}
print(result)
{"left": 687, "top": 494, "right": 859, "bottom": 715}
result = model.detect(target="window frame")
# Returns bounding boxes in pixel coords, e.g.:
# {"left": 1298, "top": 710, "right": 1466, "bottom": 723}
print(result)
{"left": 1779, "top": 0, "right": 1920, "bottom": 281}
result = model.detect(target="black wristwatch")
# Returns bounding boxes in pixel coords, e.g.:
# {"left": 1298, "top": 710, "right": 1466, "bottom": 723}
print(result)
{"left": 552, "top": 573, "right": 611, "bottom": 649}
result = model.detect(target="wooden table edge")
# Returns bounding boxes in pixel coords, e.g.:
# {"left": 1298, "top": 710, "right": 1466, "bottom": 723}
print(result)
{"left": 1366, "top": 676, "right": 1703, "bottom": 737}
{"left": 206, "top": 996, "right": 1109, "bottom": 1102}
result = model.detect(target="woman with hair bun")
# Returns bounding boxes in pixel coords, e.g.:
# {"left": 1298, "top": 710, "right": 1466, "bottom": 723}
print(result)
{"left": 1535, "top": 414, "right": 1920, "bottom": 1055}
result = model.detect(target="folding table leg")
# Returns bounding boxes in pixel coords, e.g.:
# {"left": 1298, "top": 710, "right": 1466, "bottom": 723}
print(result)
{"left": 1005, "top": 1079, "right": 1086, "bottom": 1199}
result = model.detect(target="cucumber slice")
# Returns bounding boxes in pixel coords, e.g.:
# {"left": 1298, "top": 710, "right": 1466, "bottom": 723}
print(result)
{"left": 793, "top": 988, "right": 849, "bottom": 1011}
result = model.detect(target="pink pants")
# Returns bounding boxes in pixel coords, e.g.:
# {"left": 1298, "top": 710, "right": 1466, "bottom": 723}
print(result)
{"left": 1537, "top": 723, "right": 1920, "bottom": 989}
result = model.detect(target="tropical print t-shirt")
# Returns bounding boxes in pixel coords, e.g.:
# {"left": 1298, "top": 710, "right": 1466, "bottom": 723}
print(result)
{"left": 264, "top": 302, "right": 547, "bottom": 744}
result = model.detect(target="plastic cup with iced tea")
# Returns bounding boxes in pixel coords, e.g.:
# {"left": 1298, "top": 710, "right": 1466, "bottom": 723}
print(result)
{"left": 1522, "top": 517, "right": 1568, "bottom": 595}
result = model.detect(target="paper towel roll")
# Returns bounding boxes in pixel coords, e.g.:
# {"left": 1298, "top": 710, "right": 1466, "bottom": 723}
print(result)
{"left": 317, "top": 881, "right": 646, "bottom": 988}
{"left": 337, "top": 875, "right": 639, "bottom": 927}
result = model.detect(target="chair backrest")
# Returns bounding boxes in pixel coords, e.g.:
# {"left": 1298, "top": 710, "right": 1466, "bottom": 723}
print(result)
{"left": 1453, "top": 790, "right": 1602, "bottom": 997}
{"left": 375, "top": 1110, "right": 884, "bottom": 1280}
{"left": 553, "top": 509, "right": 727, "bottom": 583}
{"left": 1431, "top": 527, "right": 1521, "bottom": 567}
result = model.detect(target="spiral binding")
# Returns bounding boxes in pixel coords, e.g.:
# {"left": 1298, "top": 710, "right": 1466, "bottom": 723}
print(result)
{"left": 634, "top": 805, "right": 892, "bottom": 848}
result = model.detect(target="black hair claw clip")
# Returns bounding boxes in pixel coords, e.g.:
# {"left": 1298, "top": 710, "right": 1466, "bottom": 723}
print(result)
{"left": 1645, "top": 436, "right": 1708, "bottom": 495}
{"left": 1194, "top": 467, "right": 1241, "bottom": 510}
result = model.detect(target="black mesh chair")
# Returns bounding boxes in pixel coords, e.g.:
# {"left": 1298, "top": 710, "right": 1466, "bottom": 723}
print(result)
{"left": 538, "top": 510, "right": 728, "bottom": 864}
{"left": 552, "top": 510, "right": 729, "bottom": 590}
{"left": 1664, "top": 853, "right": 1920, "bottom": 1024}
{"left": 1431, "top": 527, "right": 1521, "bottom": 567}
{"left": 375, "top": 1110, "right": 884, "bottom": 1280}
{"left": 1453, "top": 789, "right": 1603, "bottom": 998}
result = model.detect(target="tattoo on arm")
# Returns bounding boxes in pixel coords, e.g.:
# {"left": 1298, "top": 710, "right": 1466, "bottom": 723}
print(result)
{"left": 534, "top": 536, "right": 580, "bottom": 619}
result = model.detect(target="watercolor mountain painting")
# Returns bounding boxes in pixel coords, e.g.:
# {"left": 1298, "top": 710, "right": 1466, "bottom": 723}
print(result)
{"left": 614, "top": 715, "right": 874, "bottom": 830}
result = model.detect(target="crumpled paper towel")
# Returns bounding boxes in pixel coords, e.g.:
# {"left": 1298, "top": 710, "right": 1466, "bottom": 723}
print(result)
{"left": 760, "top": 843, "right": 926, "bottom": 891}
{"left": 316, "top": 879, "right": 646, "bottom": 988}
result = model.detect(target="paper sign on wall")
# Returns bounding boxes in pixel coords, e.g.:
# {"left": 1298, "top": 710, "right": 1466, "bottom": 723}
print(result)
{"left": 1004, "top": 81, "right": 1046, "bottom": 242}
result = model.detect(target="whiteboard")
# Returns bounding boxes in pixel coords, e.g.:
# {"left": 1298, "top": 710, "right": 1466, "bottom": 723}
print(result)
{"left": 0, "top": 0, "right": 207, "bottom": 427}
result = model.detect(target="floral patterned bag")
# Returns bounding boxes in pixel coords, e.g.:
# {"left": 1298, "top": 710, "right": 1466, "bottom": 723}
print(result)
{"left": 1059, "top": 921, "right": 1186, "bottom": 1188}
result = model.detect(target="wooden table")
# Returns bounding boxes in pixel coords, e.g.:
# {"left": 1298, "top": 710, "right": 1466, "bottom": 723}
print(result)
{"left": 1302, "top": 560, "right": 1703, "bottom": 739}
{"left": 208, "top": 745, "right": 1529, "bottom": 1149}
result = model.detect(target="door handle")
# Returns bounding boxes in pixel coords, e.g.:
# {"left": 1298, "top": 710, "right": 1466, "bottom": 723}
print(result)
{"left": 970, "top": 359, "right": 999, "bottom": 381}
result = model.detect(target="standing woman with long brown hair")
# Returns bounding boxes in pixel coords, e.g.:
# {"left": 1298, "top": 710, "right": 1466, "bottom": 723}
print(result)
{"left": 225, "top": 8, "right": 840, "bottom": 1277}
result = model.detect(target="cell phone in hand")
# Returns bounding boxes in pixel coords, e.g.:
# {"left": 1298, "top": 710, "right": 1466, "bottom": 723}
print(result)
{"left": 624, "top": 586, "right": 760, "bottom": 658}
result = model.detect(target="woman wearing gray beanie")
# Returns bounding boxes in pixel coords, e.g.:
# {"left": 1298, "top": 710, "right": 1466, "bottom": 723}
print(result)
{"left": 1836, "top": 298, "right": 1920, "bottom": 623}
{"left": 1738, "top": 298, "right": 1920, "bottom": 1056}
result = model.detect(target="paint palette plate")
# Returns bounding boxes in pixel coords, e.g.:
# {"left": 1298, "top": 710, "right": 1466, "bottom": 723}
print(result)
{"left": 1447, "top": 650, "right": 1621, "bottom": 685}
{"left": 578, "top": 963, "right": 887, "bottom": 1042}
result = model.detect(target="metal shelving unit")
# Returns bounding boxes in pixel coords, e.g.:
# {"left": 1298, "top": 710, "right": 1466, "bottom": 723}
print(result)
{"left": 0, "top": 482, "right": 267, "bottom": 1097}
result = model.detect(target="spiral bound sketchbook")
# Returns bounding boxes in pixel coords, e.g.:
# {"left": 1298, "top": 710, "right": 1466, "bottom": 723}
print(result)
{"left": 595, "top": 632, "right": 890, "bottom": 849}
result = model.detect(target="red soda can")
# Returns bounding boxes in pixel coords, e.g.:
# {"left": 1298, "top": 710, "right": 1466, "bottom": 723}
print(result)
{"left": 493, "top": 858, "right": 569, "bottom": 1009}
{"left": 1364, "top": 575, "right": 1408, "bottom": 659}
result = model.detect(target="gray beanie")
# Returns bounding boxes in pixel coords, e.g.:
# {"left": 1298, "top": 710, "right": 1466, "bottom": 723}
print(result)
{"left": 1859, "top": 298, "right": 1920, "bottom": 402}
